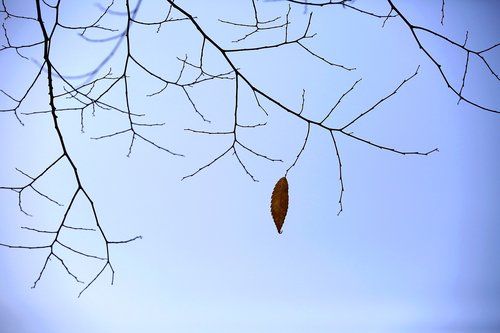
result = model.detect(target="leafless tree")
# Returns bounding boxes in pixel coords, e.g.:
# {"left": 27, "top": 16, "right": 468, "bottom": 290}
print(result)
{"left": 0, "top": 0, "right": 498, "bottom": 296}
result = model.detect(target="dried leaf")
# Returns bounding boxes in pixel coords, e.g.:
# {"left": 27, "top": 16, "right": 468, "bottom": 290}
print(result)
{"left": 271, "top": 177, "right": 288, "bottom": 234}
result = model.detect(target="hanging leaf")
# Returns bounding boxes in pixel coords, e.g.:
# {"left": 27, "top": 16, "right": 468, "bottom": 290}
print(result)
{"left": 270, "top": 177, "right": 288, "bottom": 234}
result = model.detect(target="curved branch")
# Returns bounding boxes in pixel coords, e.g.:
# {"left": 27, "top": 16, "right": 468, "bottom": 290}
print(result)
{"left": 387, "top": 0, "right": 498, "bottom": 113}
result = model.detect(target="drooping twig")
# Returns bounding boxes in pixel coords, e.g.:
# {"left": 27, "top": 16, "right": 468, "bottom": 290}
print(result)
{"left": 387, "top": 0, "right": 499, "bottom": 114}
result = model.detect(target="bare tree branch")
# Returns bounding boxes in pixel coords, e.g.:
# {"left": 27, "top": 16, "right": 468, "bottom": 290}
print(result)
{"left": 0, "top": 0, "right": 497, "bottom": 295}
{"left": 386, "top": 0, "right": 499, "bottom": 114}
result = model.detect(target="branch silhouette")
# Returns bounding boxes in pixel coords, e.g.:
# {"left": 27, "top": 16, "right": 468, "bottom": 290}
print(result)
{"left": 0, "top": 0, "right": 497, "bottom": 295}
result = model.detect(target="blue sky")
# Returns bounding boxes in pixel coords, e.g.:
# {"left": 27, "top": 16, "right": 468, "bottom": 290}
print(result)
{"left": 1, "top": 1, "right": 499, "bottom": 332}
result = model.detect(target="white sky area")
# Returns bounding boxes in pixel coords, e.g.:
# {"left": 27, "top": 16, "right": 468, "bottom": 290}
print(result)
{"left": 0, "top": 1, "right": 499, "bottom": 332}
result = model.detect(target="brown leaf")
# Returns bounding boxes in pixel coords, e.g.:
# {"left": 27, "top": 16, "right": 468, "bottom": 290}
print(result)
{"left": 271, "top": 177, "right": 288, "bottom": 234}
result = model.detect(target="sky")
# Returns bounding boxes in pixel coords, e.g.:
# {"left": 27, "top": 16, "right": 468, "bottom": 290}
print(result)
{"left": 0, "top": 1, "right": 499, "bottom": 332}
